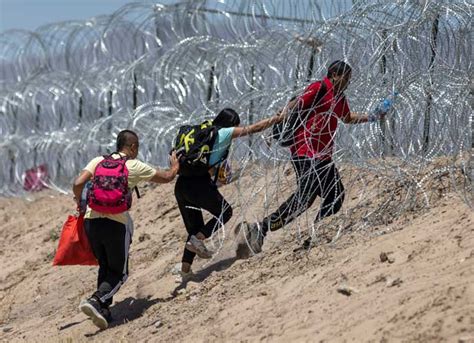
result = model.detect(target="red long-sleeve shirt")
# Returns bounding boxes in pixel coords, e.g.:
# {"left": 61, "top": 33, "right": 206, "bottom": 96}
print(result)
{"left": 290, "top": 77, "right": 350, "bottom": 160}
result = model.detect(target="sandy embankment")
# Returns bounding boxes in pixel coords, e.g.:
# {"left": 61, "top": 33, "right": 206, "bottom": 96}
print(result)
{"left": 0, "top": 162, "right": 473, "bottom": 342}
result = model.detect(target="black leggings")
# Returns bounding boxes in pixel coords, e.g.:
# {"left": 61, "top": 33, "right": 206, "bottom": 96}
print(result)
{"left": 261, "top": 157, "right": 344, "bottom": 234}
{"left": 84, "top": 218, "right": 131, "bottom": 307}
{"left": 174, "top": 174, "right": 233, "bottom": 265}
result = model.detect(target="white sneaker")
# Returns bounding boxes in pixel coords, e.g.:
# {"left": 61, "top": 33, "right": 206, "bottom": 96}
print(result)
{"left": 186, "top": 235, "right": 213, "bottom": 259}
{"left": 172, "top": 263, "right": 195, "bottom": 283}
{"left": 175, "top": 270, "right": 195, "bottom": 284}
{"left": 171, "top": 262, "right": 183, "bottom": 276}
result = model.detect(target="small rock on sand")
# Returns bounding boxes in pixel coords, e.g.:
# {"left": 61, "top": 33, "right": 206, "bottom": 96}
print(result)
{"left": 337, "top": 285, "right": 358, "bottom": 296}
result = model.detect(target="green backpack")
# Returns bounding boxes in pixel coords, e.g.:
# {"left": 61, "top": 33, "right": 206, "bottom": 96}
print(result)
{"left": 174, "top": 120, "right": 219, "bottom": 176}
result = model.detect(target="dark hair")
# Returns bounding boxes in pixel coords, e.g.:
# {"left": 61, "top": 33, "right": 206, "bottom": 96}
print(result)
{"left": 116, "top": 129, "right": 139, "bottom": 151}
{"left": 213, "top": 108, "right": 240, "bottom": 128}
{"left": 327, "top": 60, "right": 352, "bottom": 78}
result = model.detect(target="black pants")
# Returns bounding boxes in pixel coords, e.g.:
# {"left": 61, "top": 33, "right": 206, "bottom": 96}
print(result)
{"left": 261, "top": 157, "right": 345, "bottom": 234}
{"left": 84, "top": 218, "right": 131, "bottom": 307}
{"left": 174, "top": 174, "right": 233, "bottom": 265}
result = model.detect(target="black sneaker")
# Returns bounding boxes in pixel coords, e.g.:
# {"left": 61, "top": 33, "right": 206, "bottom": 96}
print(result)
{"left": 293, "top": 237, "right": 314, "bottom": 252}
{"left": 247, "top": 222, "right": 264, "bottom": 254}
{"left": 235, "top": 222, "right": 251, "bottom": 259}
{"left": 235, "top": 222, "right": 264, "bottom": 258}
{"left": 302, "top": 237, "right": 313, "bottom": 250}
{"left": 79, "top": 297, "right": 108, "bottom": 330}
{"left": 101, "top": 305, "right": 113, "bottom": 323}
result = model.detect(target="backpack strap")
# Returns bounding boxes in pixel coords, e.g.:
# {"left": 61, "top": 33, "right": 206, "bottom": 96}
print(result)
{"left": 314, "top": 81, "right": 327, "bottom": 109}
{"left": 213, "top": 167, "right": 219, "bottom": 184}
{"left": 209, "top": 147, "right": 229, "bottom": 169}
{"left": 300, "top": 81, "right": 327, "bottom": 119}
{"left": 286, "top": 81, "right": 327, "bottom": 133}
{"left": 211, "top": 147, "right": 230, "bottom": 184}
{"left": 134, "top": 186, "right": 141, "bottom": 199}
{"left": 111, "top": 152, "right": 141, "bottom": 199}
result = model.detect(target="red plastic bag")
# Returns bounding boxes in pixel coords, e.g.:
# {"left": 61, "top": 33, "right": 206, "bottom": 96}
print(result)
{"left": 53, "top": 214, "right": 98, "bottom": 266}
{"left": 23, "top": 164, "right": 49, "bottom": 192}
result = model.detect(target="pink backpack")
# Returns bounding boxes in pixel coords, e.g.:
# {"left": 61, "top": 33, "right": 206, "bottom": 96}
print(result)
{"left": 88, "top": 154, "right": 131, "bottom": 214}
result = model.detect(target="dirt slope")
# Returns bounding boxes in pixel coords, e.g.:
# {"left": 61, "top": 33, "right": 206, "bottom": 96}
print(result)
{"left": 0, "top": 167, "right": 473, "bottom": 343}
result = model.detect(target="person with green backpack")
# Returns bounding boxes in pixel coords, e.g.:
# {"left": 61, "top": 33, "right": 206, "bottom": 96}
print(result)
{"left": 173, "top": 108, "right": 283, "bottom": 281}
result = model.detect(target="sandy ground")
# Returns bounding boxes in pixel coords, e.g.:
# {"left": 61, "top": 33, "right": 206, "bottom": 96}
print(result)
{"left": 0, "top": 164, "right": 473, "bottom": 343}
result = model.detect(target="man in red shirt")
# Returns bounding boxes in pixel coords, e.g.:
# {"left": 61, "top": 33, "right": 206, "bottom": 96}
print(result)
{"left": 239, "top": 60, "right": 386, "bottom": 255}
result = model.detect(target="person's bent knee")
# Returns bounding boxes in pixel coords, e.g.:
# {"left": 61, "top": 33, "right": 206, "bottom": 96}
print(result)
{"left": 328, "top": 193, "right": 344, "bottom": 215}
{"left": 332, "top": 201, "right": 343, "bottom": 215}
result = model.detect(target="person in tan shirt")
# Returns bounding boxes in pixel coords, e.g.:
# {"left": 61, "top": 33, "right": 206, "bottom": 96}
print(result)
{"left": 72, "top": 129, "right": 179, "bottom": 330}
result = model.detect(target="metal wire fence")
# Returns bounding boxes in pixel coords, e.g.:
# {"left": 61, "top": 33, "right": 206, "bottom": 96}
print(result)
{"left": 0, "top": 0, "right": 472, "bottom": 242}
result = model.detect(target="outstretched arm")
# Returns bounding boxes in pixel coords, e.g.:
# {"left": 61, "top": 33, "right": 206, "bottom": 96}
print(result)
{"left": 231, "top": 98, "right": 299, "bottom": 139}
{"left": 150, "top": 151, "right": 180, "bottom": 183}
{"left": 342, "top": 111, "right": 386, "bottom": 124}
